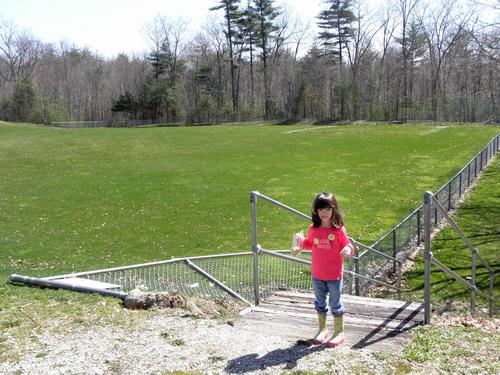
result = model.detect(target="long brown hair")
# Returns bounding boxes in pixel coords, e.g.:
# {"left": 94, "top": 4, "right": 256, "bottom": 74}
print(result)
{"left": 311, "top": 192, "right": 344, "bottom": 228}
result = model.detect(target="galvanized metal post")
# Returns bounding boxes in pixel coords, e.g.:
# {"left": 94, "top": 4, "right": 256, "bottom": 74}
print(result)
{"left": 489, "top": 272, "right": 494, "bottom": 317}
{"left": 417, "top": 209, "right": 421, "bottom": 245}
{"left": 467, "top": 162, "right": 471, "bottom": 187}
{"left": 423, "top": 192, "right": 433, "bottom": 324}
{"left": 471, "top": 251, "right": 476, "bottom": 317}
{"left": 250, "top": 191, "right": 260, "bottom": 305}
{"left": 392, "top": 231, "right": 397, "bottom": 274}
{"left": 397, "top": 262, "right": 402, "bottom": 300}
{"left": 355, "top": 256, "right": 360, "bottom": 296}
{"left": 458, "top": 173, "right": 462, "bottom": 197}
{"left": 347, "top": 256, "right": 353, "bottom": 295}
{"left": 448, "top": 182, "right": 452, "bottom": 210}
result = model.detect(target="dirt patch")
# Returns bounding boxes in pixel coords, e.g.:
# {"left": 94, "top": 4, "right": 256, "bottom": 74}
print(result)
{"left": 123, "top": 287, "right": 246, "bottom": 318}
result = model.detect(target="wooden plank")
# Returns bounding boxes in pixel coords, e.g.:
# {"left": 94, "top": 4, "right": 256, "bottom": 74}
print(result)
{"left": 264, "top": 295, "right": 424, "bottom": 323}
{"left": 273, "top": 290, "right": 424, "bottom": 311}
{"left": 251, "top": 305, "right": 421, "bottom": 331}
{"left": 259, "top": 302, "right": 423, "bottom": 324}
{"left": 235, "top": 311, "right": 409, "bottom": 353}
{"left": 234, "top": 291, "right": 423, "bottom": 353}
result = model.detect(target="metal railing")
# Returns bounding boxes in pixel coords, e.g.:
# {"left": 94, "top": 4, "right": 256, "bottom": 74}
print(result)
{"left": 10, "top": 135, "right": 498, "bottom": 311}
{"left": 250, "top": 191, "right": 403, "bottom": 305}
{"left": 356, "top": 134, "right": 499, "bottom": 293}
{"left": 423, "top": 191, "right": 495, "bottom": 323}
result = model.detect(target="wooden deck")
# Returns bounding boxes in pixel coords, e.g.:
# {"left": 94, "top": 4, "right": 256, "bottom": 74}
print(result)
{"left": 234, "top": 290, "right": 425, "bottom": 353}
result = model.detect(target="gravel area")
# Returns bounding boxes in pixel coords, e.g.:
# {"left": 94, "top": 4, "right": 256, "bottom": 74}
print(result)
{"left": 1, "top": 307, "right": 387, "bottom": 375}
{"left": 2, "top": 292, "right": 497, "bottom": 375}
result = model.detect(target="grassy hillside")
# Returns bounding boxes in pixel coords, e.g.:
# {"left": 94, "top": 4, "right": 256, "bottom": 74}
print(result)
{"left": 404, "top": 157, "right": 500, "bottom": 313}
{"left": 0, "top": 121, "right": 498, "bottom": 279}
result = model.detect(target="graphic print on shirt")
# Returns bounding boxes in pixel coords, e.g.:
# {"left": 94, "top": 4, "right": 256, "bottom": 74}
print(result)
{"left": 314, "top": 233, "right": 337, "bottom": 250}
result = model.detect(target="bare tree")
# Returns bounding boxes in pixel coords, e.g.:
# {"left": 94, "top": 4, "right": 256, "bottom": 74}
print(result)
{"left": 203, "top": 16, "right": 228, "bottom": 114}
{"left": 143, "top": 15, "right": 189, "bottom": 88}
{"left": 420, "top": 0, "right": 473, "bottom": 121}
{"left": 0, "top": 19, "right": 46, "bottom": 83}
{"left": 345, "top": 0, "right": 383, "bottom": 119}
{"left": 374, "top": 4, "right": 399, "bottom": 120}
{"left": 395, "top": 0, "right": 421, "bottom": 121}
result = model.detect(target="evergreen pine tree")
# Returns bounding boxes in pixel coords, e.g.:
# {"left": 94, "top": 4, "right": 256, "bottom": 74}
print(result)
{"left": 250, "top": 0, "right": 280, "bottom": 119}
{"left": 317, "top": 0, "right": 356, "bottom": 119}
{"left": 210, "top": 0, "right": 242, "bottom": 116}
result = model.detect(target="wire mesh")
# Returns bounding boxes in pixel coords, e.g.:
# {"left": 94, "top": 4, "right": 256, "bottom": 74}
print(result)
{"left": 356, "top": 134, "right": 499, "bottom": 291}
{"left": 258, "top": 251, "right": 312, "bottom": 301}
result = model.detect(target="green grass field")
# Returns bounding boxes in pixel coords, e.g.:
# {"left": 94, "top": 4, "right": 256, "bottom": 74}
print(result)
{"left": 0, "top": 121, "right": 498, "bottom": 370}
{"left": 0, "top": 121, "right": 498, "bottom": 281}
{"left": 403, "top": 157, "right": 500, "bottom": 313}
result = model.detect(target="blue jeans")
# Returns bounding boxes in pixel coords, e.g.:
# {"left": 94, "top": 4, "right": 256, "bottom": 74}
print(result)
{"left": 312, "top": 277, "right": 344, "bottom": 317}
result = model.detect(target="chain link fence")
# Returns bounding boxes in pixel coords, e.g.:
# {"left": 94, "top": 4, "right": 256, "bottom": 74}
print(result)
{"left": 38, "top": 251, "right": 313, "bottom": 305}
{"left": 355, "top": 134, "right": 499, "bottom": 293}
{"left": 13, "top": 135, "right": 499, "bottom": 304}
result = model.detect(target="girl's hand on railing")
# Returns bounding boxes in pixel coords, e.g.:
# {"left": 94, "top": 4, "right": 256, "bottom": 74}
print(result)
{"left": 340, "top": 245, "right": 353, "bottom": 257}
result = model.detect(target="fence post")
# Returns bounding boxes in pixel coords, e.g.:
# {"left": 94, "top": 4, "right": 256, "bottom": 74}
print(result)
{"left": 459, "top": 172, "right": 462, "bottom": 197}
{"left": 347, "top": 257, "right": 353, "bottom": 295}
{"left": 397, "top": 262, "right": 402, "bottom": 300}
{"left": 424, "top": 192, "right": 433, "bottom": 324}
{"left": 467, "top": 162, "right": 471, "bottom": 187}
{"left": 355, "top": 256, "right": 360, "bottom": 296}
{"left": 417, "top": 209, "right": 421, "bottom": 245}
{"left": 471, "top": 251, "right": 476, "bottom": 318}
{"left": 490, "top": 272, "right": 494, "bottom": 318}
{"left": 448, "top": 182, "right": 452, "bottom": 210}
{"left": 392, "top": 231, "right": 397, "bottom": 274}
{"left": 250, "top": 192, "right": 260, "bottom": 305}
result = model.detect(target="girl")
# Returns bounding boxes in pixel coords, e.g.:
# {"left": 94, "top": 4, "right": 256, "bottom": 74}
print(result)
{"left": 292, "top": 192, "right": 355, "bottom": 347}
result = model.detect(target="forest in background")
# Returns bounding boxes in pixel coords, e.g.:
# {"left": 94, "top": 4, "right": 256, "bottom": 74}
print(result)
{"left": 0, "top": 0, "right": 498, "bottom": 125}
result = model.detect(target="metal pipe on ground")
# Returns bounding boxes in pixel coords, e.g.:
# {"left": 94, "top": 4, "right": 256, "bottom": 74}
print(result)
{"left": 9, "top": 274, "right": 127, "bottom": 299}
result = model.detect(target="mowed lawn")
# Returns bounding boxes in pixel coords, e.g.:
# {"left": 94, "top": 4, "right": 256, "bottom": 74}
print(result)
{"left": 0, "top": 121, "right": 498, "bottom": 280}
{"left": 404, "top": 157, "right": 500, "bottom": 311}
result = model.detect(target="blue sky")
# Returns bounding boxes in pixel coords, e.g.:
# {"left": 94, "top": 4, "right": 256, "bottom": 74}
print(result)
{"left": 0, "top": 0, "right": 325, "bottom": 57}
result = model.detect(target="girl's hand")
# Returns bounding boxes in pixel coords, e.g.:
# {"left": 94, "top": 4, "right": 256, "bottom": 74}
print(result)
{"left": 291, "top": 247, "right": 302, "bottom": 256}
{"left": 340, "top": 245, "right": 352, "bottom": 257}
{"left": 291, "top": 232, "right": 304, "bottom": 256}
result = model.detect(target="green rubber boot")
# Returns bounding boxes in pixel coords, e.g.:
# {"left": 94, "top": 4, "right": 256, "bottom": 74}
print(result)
{"left": 311, "top": 313, "right": 329, "bottom": 344}
{"left": 326, "top": 314, "right": 346, "bottom": 347}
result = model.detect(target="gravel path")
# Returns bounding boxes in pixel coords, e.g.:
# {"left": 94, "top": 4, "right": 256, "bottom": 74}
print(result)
{"left": 2, "top": 308, "right": 386, "bottom": 375}
{"left": 3, "top": 296, "right": 497, "bottom": 375}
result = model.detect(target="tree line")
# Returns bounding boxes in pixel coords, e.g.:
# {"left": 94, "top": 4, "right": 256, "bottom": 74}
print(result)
{"left": 0, "top": 0, "right": 498, "bottom": 125}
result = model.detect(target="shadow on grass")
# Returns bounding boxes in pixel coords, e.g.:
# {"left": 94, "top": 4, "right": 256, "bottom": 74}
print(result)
{"left": 225, "top": 342, "right": 325, "bottom": 373}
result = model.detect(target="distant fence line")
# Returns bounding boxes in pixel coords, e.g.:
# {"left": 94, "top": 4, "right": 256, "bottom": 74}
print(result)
{"left": 49, "top": 119, "right": 257, "bottom": 128}
{"left": 50, "top": 120, "right": 174, "bottom": 128}
{"left": 51, "top": 121, "right": 108, "bottom": 128}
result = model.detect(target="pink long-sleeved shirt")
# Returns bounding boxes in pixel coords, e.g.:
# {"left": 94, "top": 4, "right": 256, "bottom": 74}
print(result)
{"left": 302, "top": 224, "right": 355, "bottom": 281}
